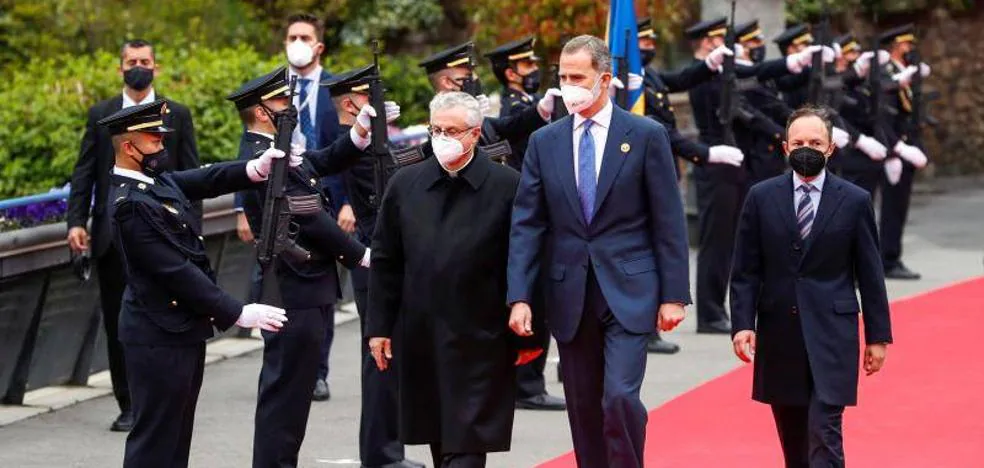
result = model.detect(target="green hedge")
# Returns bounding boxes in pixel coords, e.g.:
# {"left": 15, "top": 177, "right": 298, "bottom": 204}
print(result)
{"left": 0, "top": 44, "right": 440, "bottom": 198}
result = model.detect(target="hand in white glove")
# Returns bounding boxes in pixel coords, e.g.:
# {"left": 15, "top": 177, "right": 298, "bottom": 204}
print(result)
{"left": 708, "top": 145, "right": 744, "bottom": 167}
{"left": 833, "top": 42, "right": 843, "bottom": 59}
{"left": 290, "top": 142, "right": 305, "bottom": 159}
{"left": 832, "top": 126, "right": 851, "bottom": 149}
{"left": 237, "top": 303, "right": 288, "bottom": 332}
{"left": 476, "top": 94, "right": 491, "bottom": 115}
{"left": 360, "top": 248, "right": 371, "bottom": 268}
{"left": 705, "top": 44, "right": 734, "bottom": 71}
{"left": 853, "top": 51, "right": 875, "bottom": 77}
{"left": 892, "top": 65, "right": 918, "bottom": 87}
{"left": 818, "top": 45, "right": 837, "bottom": 63}
{"left": 855, "top": 134, "right": 887, "bottom": 161}
{"left": 877, "top": 50, "right": 891, "bottom": 65}
{"left": 536, "top": 88, "right": 563, "bottom": 118}
{"left": 894, "top": 141, "right": 928, "bottom": 168}
{"left": 382, "top": 101, "right": 401, "bottom": 123}
{"left": 609, "top": 76, "right": 624, "bottom": 97}
{"left": 626, "top": 72, "right": 643, "bottom": 91}
{"left": 919, "top": 62, "right": 931, "bottom": 78}
{"left": 884, "top": 157, "right": 903, "bottom": 185}
{"left": 247, "top": 146, "right": 293, "bottom": 182}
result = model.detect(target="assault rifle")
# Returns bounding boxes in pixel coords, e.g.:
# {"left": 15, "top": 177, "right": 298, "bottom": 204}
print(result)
{"left": 718, "top": 0, "right": 739, "bottom": 146}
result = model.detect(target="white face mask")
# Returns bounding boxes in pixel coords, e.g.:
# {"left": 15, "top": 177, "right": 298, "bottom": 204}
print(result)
{"left": 560, "top": 74, "right": 604, "bottom": 114}
{"left": 286, "top": 39, "right": 315, "bottom": 68}
{"left": 431, "top": 135, "right": 467, "bottom": 166}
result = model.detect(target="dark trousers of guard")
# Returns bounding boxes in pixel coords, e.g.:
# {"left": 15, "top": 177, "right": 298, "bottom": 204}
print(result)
{"left": 695, "top": 166, "right": 745, "bottom": 327}
{"left": 96, "top": 246, "right": 130, "bottom": 415}
{"left": 351, "top": 267, "right": 406, "bottom": 467}
{"left": 122, "top": 342, "right": 205, "bottom": 468}
{"left": 557, "top": 266, "right": 649, "bottom": 468}
{"left": 880, "top": 162, "right": 916, "bottom": 270}
{"left": 253, "top": 304, "right": 333, "bottom": 468}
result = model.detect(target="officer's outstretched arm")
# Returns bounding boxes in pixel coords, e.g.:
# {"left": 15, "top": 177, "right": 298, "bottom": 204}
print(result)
{"left": 171, "top": 160, "right": 256, "bottom": 202}
{"left": 294, "top": 210, "right": 367, "bottom": 270}
{"left": 115, "top": 199, "right": 243, "bottom": 330}
{"left": 305, "top": 127, "right": 371, "bottom": 177}
{"left": 486, "top": 103, "right": 548, "bottom": 142}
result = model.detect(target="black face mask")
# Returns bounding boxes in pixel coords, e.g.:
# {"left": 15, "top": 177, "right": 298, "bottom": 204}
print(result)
{"left": 519, "top": 69, "right": 541, "bottom": 94}
{"left": 749, "top": 46, "right": 767, "bottom": 64}
{"left": 129, "top": 142, "right": 170, "bottom": 177}
{"left": 788, "top": 147, "right": 827, "bottom": 177}
{"left": 903, "top": 51, "right": 917, "bottom": 65}
{"left": 123, "top": 66, "right": 154, "bottom": 91}
{"left": 640, "top": 49, "right": 657, "bottom": 65}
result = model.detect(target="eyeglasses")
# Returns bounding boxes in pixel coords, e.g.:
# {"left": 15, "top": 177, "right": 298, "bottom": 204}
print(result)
{"left": 428, "top": 125, "right": 476, "bottom": 139}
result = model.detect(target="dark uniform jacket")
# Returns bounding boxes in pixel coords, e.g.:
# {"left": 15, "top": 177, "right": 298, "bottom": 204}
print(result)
{"left": 831, "top": 70, "right": 901, "bottom": 175}
{"left": 884, "top": 60, "right": 924, "bottom": 150}
{"left": 111, "top": 162, "right": 253, "bottom": 346}
{"left": 498, "top": 88, "right": 540, "bottom": 170}
{"left": 70, "top": 95, "right": 201, "bottom": 258}
{"left": 236, "top": 131, "right": 367, "bottom": 309}
{"left": 643, "top": 60, "right": 715, "bottom": 166}
{"left": 730, "top": 172, "right": 892, "bottom": 406}
{"left": 367, "top": 151, "right": 540, "bottom": 453}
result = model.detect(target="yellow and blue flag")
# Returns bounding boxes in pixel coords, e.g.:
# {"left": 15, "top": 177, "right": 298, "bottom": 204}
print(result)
{"left": 605, "top": 0, "right": 645, "bottom": 115}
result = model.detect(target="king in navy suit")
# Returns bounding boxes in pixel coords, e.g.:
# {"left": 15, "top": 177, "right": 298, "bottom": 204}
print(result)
{"left": 508, "top": 36, "right": 691, "bottom": 468}
{"left": 730, "top": 107, "right": 892, "bottom": 468}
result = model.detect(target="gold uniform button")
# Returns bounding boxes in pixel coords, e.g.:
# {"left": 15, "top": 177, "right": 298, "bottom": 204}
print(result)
{"left": 170, "top": 300, "right": 178, "bottom": 307}
{"left": 310, "top": 178, "right": 317, "bottom": 186}
{"left": 182, "top": 223, "right": 187, "bottom": 229}
{"left": 137, "top": 183, "right": 147, "bottom": 190}
{"left": 119, "top": 183, "right": 126, "bottom": 188}
{"left": 198, "top": 235, "right": 204, "bottom": 241}
{"left": 656, "top": 92, "right": 663, "bottom": 98}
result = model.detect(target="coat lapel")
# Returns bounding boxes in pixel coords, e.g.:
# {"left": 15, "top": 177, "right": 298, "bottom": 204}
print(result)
{"left": 551, "top": 116, "right": 585, "bottom": 225}
{"left": 769, "top": 173, "right": 798, "bottom": 238}
{"left": 593, "top": 107, "right": 630, "bottom": 215}
{"left": 802, "top": 174, "right": 846, "bottom": 256}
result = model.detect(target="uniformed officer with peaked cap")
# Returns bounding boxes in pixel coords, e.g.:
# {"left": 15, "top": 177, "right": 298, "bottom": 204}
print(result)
{"left": 103, "top": 99, "right": 288, "bottom": 468}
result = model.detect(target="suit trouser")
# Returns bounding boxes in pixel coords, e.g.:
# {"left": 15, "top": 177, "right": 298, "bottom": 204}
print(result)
{"left": 771, "top": 392, "right": 846, "bottom": 468}
{"left": 695, "top": 169, "right": 744, "bottom": 326}
{"left": 253, "top": 304, "right": 332, "bottom": 468}
{"left": 122, "top": 342, "right": 205, "bottom": 468}
{"left": 429, "top": 443, "right": 487, "bottom": 468}
{"left": 556, "top": 268, "right": 649, "bottom": 468}
{"left": 351, "top": 268, "right": 406, "bottom": 467}
{"left": 96, "top": 246, "right": 129, "bottom": 414}
{"left": 880, "top": 163, "right": 915, "bottom": 270}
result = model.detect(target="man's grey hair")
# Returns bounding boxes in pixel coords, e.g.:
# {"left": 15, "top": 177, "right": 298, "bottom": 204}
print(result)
{"left": 562, "top": 35, "right": 612, "bottom": 74}
{"left": 429, "top": 91, "right": 483, "bottom": 127}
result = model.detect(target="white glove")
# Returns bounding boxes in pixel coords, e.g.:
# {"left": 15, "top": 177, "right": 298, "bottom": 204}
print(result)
{"left": 892, "top": 65, "right": 918, "bottom": 87}
{"left": 237, "top": 303, "right": 288, "bottom": 332}
{"left": 707, "top": 145, "right": 744, "bottom": 167}
{"left": 818, "top": 45, "right": 837, "bottom": 63}
{"left": 734, "top": 44, "right": 745, "bottom": 62}
{"left": 833, "top": 42, "right": 843, "bottom": 59}
{"left": 626, "top": 72, "right": 643, "bottom": 91}
{"left": 705, "top": 45, "right": 734, "bottom": 71}
{"left": 854, "top": 50, "right": 892, "bottom": 77}
{"left": 360, "top": 248, "right": 371, "bottom": 268}
{"left": 382, "top": 101, "right": 401, "bottom": 122}
{"left": 476, "top": 94, "right": 491, "bottom": 115}
{"left": 832, "top": 126, "right": 850, "bottom": 149}
{"left": 919, "top": 62, "right": 931, "bottom": 78}
{"left": 785, "top": 53, "right": 806, "bottom": 74}
{"left": 884, "top": 157, "right": 903, "bottom": 185}
{"left": 609, "top": 76, "right": 624, "bottom": 97}
{"left": 855, "top": 134, "right": 887, "bottom": 161}
{"left": 290, "top": 142, "right": 305, "bottom": 158}
{"left": 894, "top": 141, "right": 928, "bottom": 168}
{"left": 355, "top": 101, "right": 401, "bottom": 132}
{"left": 536, "top": 88, "right": 563, "bottom": 118}
{"left": 247, "top": 146, "right": 292, "bottom": 182}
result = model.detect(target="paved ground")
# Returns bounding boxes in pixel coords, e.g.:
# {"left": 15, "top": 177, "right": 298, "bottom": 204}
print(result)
{"left": 1, "top": 176, "right": 981, "bottom": 468}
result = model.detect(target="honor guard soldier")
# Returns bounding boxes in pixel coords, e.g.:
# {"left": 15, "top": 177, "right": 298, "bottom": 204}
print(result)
{"left": 418, "top": 42, "right": 559, "bottom": 166}
{"left": 227, "top": 67, "right": 402, "bottom": 468}
{"left": 878, "top": 24, "right": 931, "bottom": 280}
{"left": 320, "top": 65, "right": 428, "bottom": 468}
{"left": 103, "top": 99, "right": 288, "bottom": 468}
{"left": 483, "top": 38, "right": 567, "bottom": 410}
{"left": 636, "top": 16, "right": 743, "bottom": 353}
{"left": 484, "top": 36, "right": 542, "bottom": 170}
{"left": 773, "top": 24, "right": 815, "bottom": 109}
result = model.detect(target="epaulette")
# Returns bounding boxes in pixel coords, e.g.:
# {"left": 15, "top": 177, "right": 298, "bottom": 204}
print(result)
{"left": 113, "top": 183, "right": 132, "bottom": 206}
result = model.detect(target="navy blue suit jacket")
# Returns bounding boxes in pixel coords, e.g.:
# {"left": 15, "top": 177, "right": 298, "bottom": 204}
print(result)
{"left": 730, "top": 172, "right": 893, "bottom": 406}
{"left": 508, "top": 104, "right": 692, "bottom": 343}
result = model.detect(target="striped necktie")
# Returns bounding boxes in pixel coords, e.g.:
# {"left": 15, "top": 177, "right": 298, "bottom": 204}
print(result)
{"left": 796, "top": 184, "right": 815, "bottom": 239}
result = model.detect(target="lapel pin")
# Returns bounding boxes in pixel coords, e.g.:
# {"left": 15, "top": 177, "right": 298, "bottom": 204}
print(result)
{"left": 620, "top": 143, "right": 630, "bottom": 154}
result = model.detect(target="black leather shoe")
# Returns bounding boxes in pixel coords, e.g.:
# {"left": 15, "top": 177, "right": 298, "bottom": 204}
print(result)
{"left": 885, "top": 263, "right": 921, "bottom": 280}
{"left": 313, "top": 379, "right": 331, "bottom": 401}
{"left": 697, "top": 320, "right": 732, "bottom": 334}
{"left": 110, "top": 411, "right": 134, "bottom": 432}
{"left": 365, "top": 459, "right": 427, "bottom": 468}
{"left": 647, "top": 337, "right": 681, "bottom": 354}
{"left": 516, "top": 393, "right": 566, "bottom": 411}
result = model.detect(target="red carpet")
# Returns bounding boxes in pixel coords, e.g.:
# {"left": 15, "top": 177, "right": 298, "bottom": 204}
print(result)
{"left": 538, "top": 276, "right": 984, "bottom": 467}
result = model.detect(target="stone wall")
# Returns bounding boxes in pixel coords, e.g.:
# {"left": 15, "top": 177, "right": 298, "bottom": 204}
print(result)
{"left": 846, "top": 7, "right": 984, "bottom": 175}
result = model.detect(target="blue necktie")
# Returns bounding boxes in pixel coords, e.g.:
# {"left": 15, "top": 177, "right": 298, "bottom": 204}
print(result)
{"left": 797, "top": 184, "right": 815, "bottom": 239}
{"left": 577, "top": 119, "right": 597, "bottom": 223}
{"left": 297, "top": 78, "right": 317, "bottom": 149}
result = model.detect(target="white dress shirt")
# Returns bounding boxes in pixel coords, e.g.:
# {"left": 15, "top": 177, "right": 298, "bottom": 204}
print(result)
{"left": 572, "top": 99, "right": 613, "bottom": 186}
{"left": 288, "top": 65, "right": 322, "bottom": 146}
{"left": 113, "top": 166, "right": 155, "bottom": 185}
{"left": 122, "top": 87, "right": 156, "bottom": 109}
{"left": 793, "top": 169, "right": 826, "bottom": 212}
